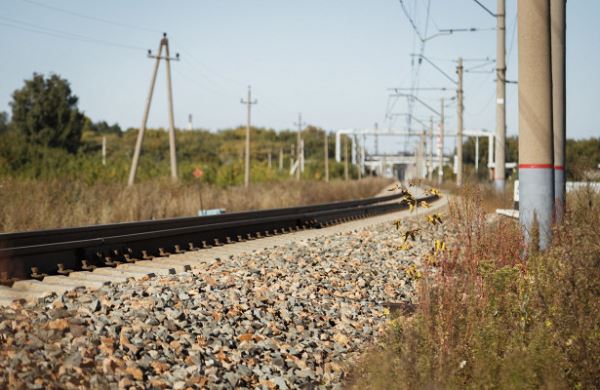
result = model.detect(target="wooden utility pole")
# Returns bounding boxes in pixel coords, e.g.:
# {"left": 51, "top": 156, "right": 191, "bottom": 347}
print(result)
{"left": 456, "top": 57, "right": 464, "bottom": 187}
{"left": 241, "top": 85, "right": 257, "bottom": 188}
{"left": 164, "top": 37, "right": 178, "bottom": 182}
{"left": 128, "top": 33, "right": 180, "bottom": 186}
{"left": 518, "top": 0, "right": 554, "bottom": 249}
{"left": 495, "top": 0, "right": 507, "bottom": 192}
{"left": 551, "top": 0, "right": 566, "bottom": 218}
{"left": 324, "top": 131, "right": 329, "bottom": 182}
{"left": 294, "top": 114, "right": 306, "bottom": 181}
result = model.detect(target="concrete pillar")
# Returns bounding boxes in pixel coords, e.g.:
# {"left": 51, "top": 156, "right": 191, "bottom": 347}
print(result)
{"left": 456, "top": 57, "right": 464, "bottom": 187}
{"left": 335, "top": 131, "right": 342, "bottom": 162}
{"left": 518, "top": 0, "right": 554, "bottom": 249}
{"left": 495, "top": 0, "right": 507, "bottom": 191}
{"left": 551, "top": 0, "right": 566, "bottom": 219}
{"left": 475, "top": 136, "right": 480, "bottom": 173}
{"left": 438, "top": 98, "right": 445, "bottom": 185}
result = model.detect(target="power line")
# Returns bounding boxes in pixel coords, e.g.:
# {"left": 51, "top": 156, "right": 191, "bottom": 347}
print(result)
{"left": 21, "top": 0, "right": 161, "bottom": 34}
{"left": 472, "top": 0, "right": 498, "bottom": 17}
{"left": 0, "top": 16, "right": 146, "bottom": 51}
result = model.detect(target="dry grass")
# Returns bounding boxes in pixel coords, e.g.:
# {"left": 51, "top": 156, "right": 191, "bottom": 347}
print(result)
{"left": 0, "top": 177, "right": 392, "bottom": 233}
{"left": 349, "top": 186, "right": 600, "bottom": 389}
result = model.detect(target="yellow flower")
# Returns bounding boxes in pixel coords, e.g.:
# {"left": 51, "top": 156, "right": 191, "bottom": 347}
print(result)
{"left": 434, "top": 239, "right": 446, "bottom": 254}
{"left": 398, "top": 242, "right": 412, "bottom": 250}
{"left": 426, "top": 214, "right": 443, "bottom": 225}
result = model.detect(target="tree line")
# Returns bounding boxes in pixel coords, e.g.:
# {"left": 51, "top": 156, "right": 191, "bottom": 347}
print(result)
{"left": 1, "top": 73, "right": 598, "bottom": 184}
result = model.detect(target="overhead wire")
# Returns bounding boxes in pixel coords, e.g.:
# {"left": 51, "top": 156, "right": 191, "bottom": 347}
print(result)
{"left": 20, "top": 0, "right": 162, "bottom": 34}
{"left": 0, "top": 16, "right": 146, "bottom": 51}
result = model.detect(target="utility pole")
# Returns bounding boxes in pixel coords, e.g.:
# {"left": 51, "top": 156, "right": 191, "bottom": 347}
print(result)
{"left": 324, "top": 131, "right": 329, "bottom": 182}
{"left": 428, "top": 116, "right": 434, "bottom": 181}
{"left": 268, "top": 149, "right": 272, "bottom": 169}
{"left": 294, "top": 113, "right": 306, "bottom": 181}
{"left": 344, "top": 136, "right": 349, "bottom": 181}
{"left": 417, "top": 130, "right": 425, "bottom": 179}
{"left": 456, "top": 57, "right": 464, "bottom": 187}
{"left": 518, "top": 0, "right": 554, "bottom": 250}
{"left": 241, "top": 85, "right": 257, "bottom": 188}
{"left": 290, "top": 143, "right": 295, "bottom": 171}
{"left": 164, "top": 35, "right": 178, "bottom": 182}
{"left": 357, "top": 136, "right": 362, "bottom": 180}
{"left": 495, "top": 0, "right": 507, "bottom": 192}
{"left": 101, "top": 136, "right": 106, "bottom": 166}
{"left": 475, "top": 135, "right": 480, "bottom": 172}
{"left": 128, "top": 33, "right": 180, "bottom": 186}
{"left": 551, "top": 0, "right": 566, "bottom": 219}
{"left": 279, "top": 148, "right": 283, "bottom": 171}
{"left": 438, "top": 98, "right": 445, "bottom": 185}
{"left": 374, "top": 122, "right": 379, "bottom": 155}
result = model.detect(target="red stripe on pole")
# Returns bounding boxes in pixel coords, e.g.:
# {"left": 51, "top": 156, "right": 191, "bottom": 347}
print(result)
{"left": 554, "top": 165, "right": 564, "bottom": 170}
{"left": 518, "top": 164, "right": 554, "bottom": 169}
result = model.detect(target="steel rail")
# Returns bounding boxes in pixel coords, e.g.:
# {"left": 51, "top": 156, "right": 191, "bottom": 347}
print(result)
{"left": 0, "top": 193, "right": 438, "bottom": 284}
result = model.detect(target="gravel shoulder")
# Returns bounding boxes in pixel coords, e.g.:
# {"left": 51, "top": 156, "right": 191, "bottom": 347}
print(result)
{"left": 0, "top": 196, "right": 448, "bottom": 389}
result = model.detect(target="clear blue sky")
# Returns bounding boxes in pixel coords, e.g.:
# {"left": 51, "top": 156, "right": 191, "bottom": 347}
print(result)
{"left": 0, "top": 0, "right": 598, "bottom": 154}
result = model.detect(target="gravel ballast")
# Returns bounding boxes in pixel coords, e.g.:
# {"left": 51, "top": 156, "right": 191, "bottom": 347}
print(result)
{"left": 0, "top": 216, "right": 441, "bottom": 389}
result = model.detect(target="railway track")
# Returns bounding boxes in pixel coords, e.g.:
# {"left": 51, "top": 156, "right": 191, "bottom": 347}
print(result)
{"left": 0, "top": 191, "right": 438, "bottom": 304}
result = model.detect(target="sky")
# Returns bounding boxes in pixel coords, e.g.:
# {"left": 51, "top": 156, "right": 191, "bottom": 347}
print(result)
{"left": 0, "top": 0, "right": 598, "bottom": 155}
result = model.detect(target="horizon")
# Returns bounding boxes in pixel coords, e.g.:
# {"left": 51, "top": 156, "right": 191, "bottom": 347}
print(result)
{"left": 1, "top": 0, "right": 598, "bottom": 151}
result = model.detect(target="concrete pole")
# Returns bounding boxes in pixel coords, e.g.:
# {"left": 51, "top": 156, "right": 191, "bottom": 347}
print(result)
{"left": 357, "top": 139, "right": 362, "bottom": 180}
{"left": 428, "top": 116, "right": 433, "bottom": 181}
{"left": 344, "top": 136, "right": 349, "bottom": 181}
{"left": 518, "top": 0, "right": 554, "bottom": 250}
{"left": 352, "top": 135, "right": 357, "bottom": 165}
{"left": 295, "top": 113, "right": 304, "bottom": 181}
{"left": 374, "top": 123, "right": 380, "bottom": 156}
{"left": 268, "top": 149, "right": 272, "bottom": 169}
{"left": 457, "top": 57, "right": 464, "bottom": 187}
{"left": 438, "top": 98, "right": 445, "bottom": 185}
{"left": 551, "top": 0, "right": 566, "bottom": 219}
{"left": 300, "top": 139, "right": 305, "bottom": 173}
{"left": 488, "top": 134, "right": 495, "bottom": 179}
{"left": 418, "top": 130, "right": 425, "bottom": 179}
{"left": 324, "top": 131, "right": 329, "bottom": 182}
{"left": 475, "top": 135, "right": 480, "bottom": 173}
{"left": 290, "top": 143, "right": 295, "bottom": 170}
{"left": 335, "top": 131, "right": 341, "bottom": 162}
{"left": 101, "top": 136, "right": 106, "bottom": 166}
{"left": 164, "top": 36, "right": 178, "bottom": 182}
{"left": 128, "top": 41, "right": 163, "bottom": 186}
{"left": 495, "top": 0, "right": 507, "bottom": 192}
{"left": 279, "top": 148, "right": 283, "bottom": 171}
{"left": 242, "top": 86, "right": 252, "bottom": 187}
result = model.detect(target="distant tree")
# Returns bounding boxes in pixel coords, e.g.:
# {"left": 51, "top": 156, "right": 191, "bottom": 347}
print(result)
{"left": 10, "top": 73, "right": 84, "bottom": 153}
{"left": 0, "top": 111, "right": 8, "bottom": 133}
{"left": 89, "top": 119, "right": 122, "bottom": 135}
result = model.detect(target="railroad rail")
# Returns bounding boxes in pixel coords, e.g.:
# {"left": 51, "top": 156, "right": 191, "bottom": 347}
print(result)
{"left": 0, "top": 192, "right": 438, "bottom": 286}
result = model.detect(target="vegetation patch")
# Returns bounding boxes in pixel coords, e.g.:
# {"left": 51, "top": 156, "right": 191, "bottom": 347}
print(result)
{"left": 348, "top": 187, "right": 600, "bottom": 389}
